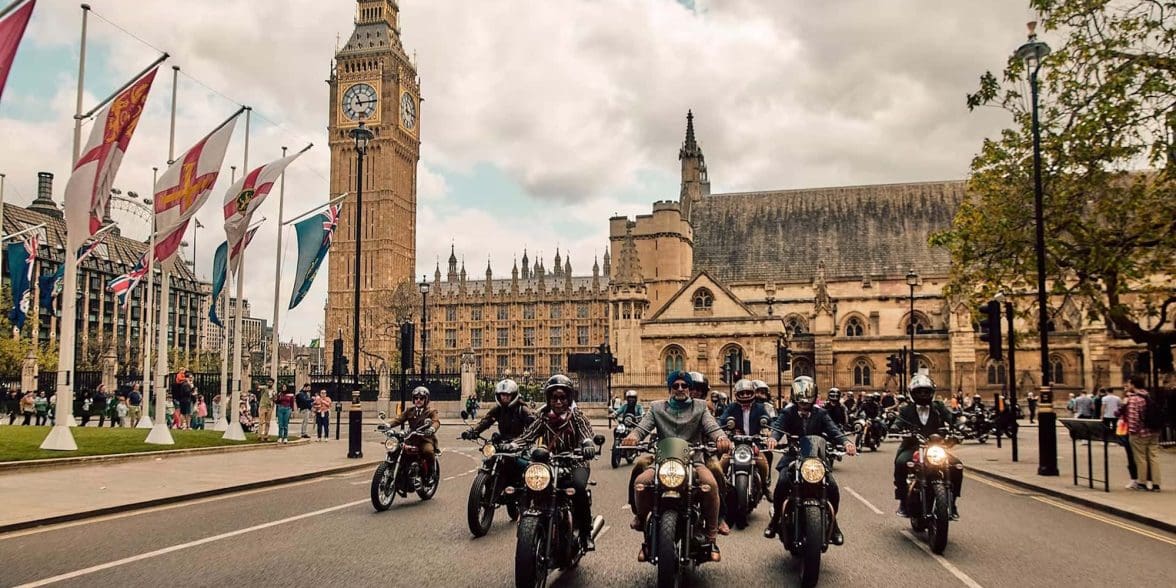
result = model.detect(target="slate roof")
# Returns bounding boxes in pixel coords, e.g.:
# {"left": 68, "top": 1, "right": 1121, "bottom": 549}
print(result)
{"left": 691, "top": 180, "right": 965, "bottom": 284}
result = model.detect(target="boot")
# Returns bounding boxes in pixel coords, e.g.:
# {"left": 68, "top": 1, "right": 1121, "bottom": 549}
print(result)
{"left": 830, "top": 519, "right": 844, "bottom": 545}
{"left": 896, "top": 502, "right": 909, "bottom": 518}
{"left": 763, "top": 506, "right": 779, "bottom": 538}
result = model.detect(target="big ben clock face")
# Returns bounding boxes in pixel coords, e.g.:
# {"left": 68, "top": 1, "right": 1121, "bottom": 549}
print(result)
{"left": 400, "top": 91, "right": 416, "bottom": 130}
{"left": 342, "top": 83, "right": 378, "bottom": 121}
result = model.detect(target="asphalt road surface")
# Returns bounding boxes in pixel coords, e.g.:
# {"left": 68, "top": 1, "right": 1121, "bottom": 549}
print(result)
{"left": 2, "top": 428, "right": 1174, "bottom": 587}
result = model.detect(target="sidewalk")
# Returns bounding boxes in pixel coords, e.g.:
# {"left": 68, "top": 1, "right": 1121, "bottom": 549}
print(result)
{"left": 955, "top": 426, "right": 1175, "bottom": 533}
{"left": 0, "top": 437, "right": 384, "bottom": 533}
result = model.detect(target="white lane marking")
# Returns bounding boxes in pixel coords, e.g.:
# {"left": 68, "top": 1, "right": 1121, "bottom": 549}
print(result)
{"left": 620, "top": 504, "right": 631, "bottom": 511}
{"left": 901, "top": 530, "right": 984, "bottom": 588}
{"left": 598, "top": 525, "right": 611, "bottom": 539}
{"left": 349, "top": 481, "right": 368, "bottom": 486}
{"left": 14, "top": 499, "right": 368, "bottom": 587}
{"left": 845, "top": 486, "right": 883, "bottom": 515}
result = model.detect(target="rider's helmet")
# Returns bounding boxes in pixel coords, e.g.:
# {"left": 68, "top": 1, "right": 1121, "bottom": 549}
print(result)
{"left": 791, "top": 376, "right": 817, "bottom": 408}
{"left": 827, "top": 387, "right": 841, "bottom": 403}
{"left": 411, "top": 386, "right": 430, "bottom": 406}
{"left": 733, "top": 379, "right": 756, "bottom": 404}
{"left": 870, "top": 392, "right": 882, "bottom": 402}
{"left": 908, "top": 373, "right": 936, "bottom": 406}
{"left": 494, "top": 379, "right": 520, "bottom": 407}
{"left": 752, "top": 379, "right": 770, "bottom": 400}
{"left": 624, "top": 389, "right": 638, "bottom": 402}
{"left": 688, "top": 371, "right": 709, "bottom": 399}
{"left": 543, "top": 374, "right": 578, "bottom": 404}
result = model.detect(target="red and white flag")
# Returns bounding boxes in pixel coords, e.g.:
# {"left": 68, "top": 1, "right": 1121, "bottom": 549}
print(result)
{"left": 0, "top": 0, "right": 36, "bottom": 102}
{"left": 153, "top": 112, "right": 239, "bottom": 265}
{"left": 63, "top": 67, "right": 158, "bottom": 247}
{"left": 222, "top": 149, "right": 305, "bottom": 273}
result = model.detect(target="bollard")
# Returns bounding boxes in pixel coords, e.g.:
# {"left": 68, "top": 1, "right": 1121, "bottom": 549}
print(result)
{"left": 347, "top": 390, "right": 363, "bottom": 458}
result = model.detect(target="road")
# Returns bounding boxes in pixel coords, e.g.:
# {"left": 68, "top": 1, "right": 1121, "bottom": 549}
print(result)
{"left": 2, "top": 428, "right": 1174, "bottom": 587}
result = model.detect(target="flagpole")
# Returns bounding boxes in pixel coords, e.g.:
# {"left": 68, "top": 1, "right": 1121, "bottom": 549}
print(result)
{"left": 0, "top": 0, "right": 31, "bottom": 20}
{"left": 214, "top": 165, "right": 236, "bottom": 432}
{"left": 269, "top": 146, "right": 287, "bottom": 399}
{"left": 43, "top": 230, "right": 81, "bottom": 448}
{"left": 282, "top": 192, "right": 348, "bottom": 226}
{"left": 137, "top": 168, "right": 158, "bottom": 429}
{"left": 223, "top": 109, "right": 250, "bottom": 441}
{"left": 146, "top": 66, "right": 180, "bottom": 445}
{"left": 71, "top": 3, "right": 90, "bottom": 165}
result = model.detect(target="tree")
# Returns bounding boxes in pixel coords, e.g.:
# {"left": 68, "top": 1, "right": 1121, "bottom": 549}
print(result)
{"left": 933, "top": 0, "right": 1176, "bottom": 353}
{"left": 370, "top": 278, "right": 423, "bottom": 371}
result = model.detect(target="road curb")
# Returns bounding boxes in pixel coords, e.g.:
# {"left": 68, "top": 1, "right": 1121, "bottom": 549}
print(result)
{"left": 965, "top": 464, "right": 1176, "bottom": 535}
{"left": 0, "top": 438, "right": 312, "bottom": 474}
{"left": 0, "top": 458, "right": 381, "bottom": 535}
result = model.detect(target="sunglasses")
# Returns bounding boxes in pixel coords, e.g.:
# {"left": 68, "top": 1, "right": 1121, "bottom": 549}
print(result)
{"left": 671, "top": 383, "right": 690, "bottom": 390}
{"left": 550, "top": 395, "right": 569, "bottom": 403}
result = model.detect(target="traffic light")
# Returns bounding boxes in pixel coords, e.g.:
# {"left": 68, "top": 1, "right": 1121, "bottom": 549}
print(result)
{"left": 978, "top": 300, "right": 1002, "bottom": 361}
{"left": 720, "top": 362, "right": 730, "bottom": 384}
{"left": 777, "top": 345, "right": 792, "bottom": 372}
{"left": 885, "top": 353, "right": 901, "bottom": 376}
{"left": 332, "top": 338, "right": 345, "bottom": 375}
{"left": 742, "top": 359, "right": 751, "bottom": 377}
{"left": 399, "top": 322, "right": 415, "bottom": 371}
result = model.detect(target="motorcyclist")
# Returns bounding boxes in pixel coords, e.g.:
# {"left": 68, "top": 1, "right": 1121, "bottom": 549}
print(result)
{"left": 512, "top": 375, "right": 600, "bottom": 551}
{"left": 462, "top": 379, "right": 535, "bottom": 441}
{"left": 689, "top": 371, "right": 717, "bottom": 415}
{"left": 386, "top": 386, "right": 441, "bottom": 474}
{"left": 825, "top": 388, "right": 849, "bottom": 429}
{"left": 881, "top": 391, "right": 898, "bottom": 410}
{"left": 763, "top": 376, "right": 855, "bottom": 545}
{"left": 719, "top": 379, "right": 773, "bottom": 499}
{"left": 711, "top": 391, "right": 729, "bottom": 415}
{"left": 624, "top": 370, "right": 733, "bottom": 561}
{"left": 858, "top": 392, "right": 882, "bottom": 420}
{"left": 892, "top": 374, "right": 963, "bottom": 519}
{"left": 613, "top": 389, "right": 644, "bottom": 422}
{"left": 752, "top": 379, "right": 777, "bottom": 419}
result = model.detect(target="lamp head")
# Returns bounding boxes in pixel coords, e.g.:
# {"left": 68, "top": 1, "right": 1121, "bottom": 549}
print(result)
{"left": 1015, "top": 21, "right": 1051, "bottom": 75}
{"left": 350, "top": 121, "right": 374, "bottom": 153}
{"left": 906, "top": 269, "right": 919, "bottom": 287}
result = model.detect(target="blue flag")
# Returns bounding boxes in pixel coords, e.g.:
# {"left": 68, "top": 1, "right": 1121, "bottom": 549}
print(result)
{"left": 7, "top": 237, "right": 37, "bottom": 330}
{"left": 208, "top": 240, "right": 229, "bottom": 328}
{"left": 289, "top": 203, "right": 341, "bottom": 310}
{"left": 39, "top": 236, "right": 106, "bottom": 314}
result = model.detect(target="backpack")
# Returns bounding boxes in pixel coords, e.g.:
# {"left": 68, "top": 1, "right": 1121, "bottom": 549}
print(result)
{"left": 1141, "top": 393, "right": 1165, "bottom": 431}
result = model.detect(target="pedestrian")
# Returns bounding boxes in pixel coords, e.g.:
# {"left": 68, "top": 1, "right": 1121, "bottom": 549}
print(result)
{"left": 127, "top": 383, "right": 142, "bottom": 427}
{"left": 165, "top": 394, "right": 176, "bottom": 429}
{"left": 34, "top": 392, "right": 49, "bottom": 426}
{"left": 275, "top": 385, "right": 296, "bottom": 444}
{"left": 1025, "top": 391, "right": 1038, "bottom": 424}
{"left": 20, "top": 391, "right": 35, "bottom": 425}
{"left": 313, "top": 389, "right": 331, "bottom": 441}
{"left": 79, "top": 389, "right": 93, "bottom": 427}
{"left": 296, "top": 383, "right": 313, "bottom": 439}
{"left": 1066, "top": 393, "right": 1076, "bottom": 416}
{"left": 1100, "top": 388, "right": 1121, "bottom": 431}
{"left": 173, "top": 369, "right": 193, "bottom": 429}
{"left": 1124, "top": 375, "right": 1161, "bottom": 492}
{"left": 192, "top": 394, "right": 207, "bottom": 430}
{"left": 105, "top": 389, "right": 119, "bottom": 427}
{"left": 93, "top": 385, "right": 109, "bottom": 427}
{"left": 238, "top": 400, "right": 254, "bottom": 432}
{"left": 115, "top": 396, "right": 128, "bottom": 427}
{"left": 1093, "top": 389, "right": 1105, "bottom": 422}
{"left": 6, "top": 389, "right": 21, "bottom": 425}
{"left": 466, "top": 393, "right": 480, "bottom": 420}
{"left": 257, "top": 386, "right": 275, "bottom": 441}
{"left": 1073, "top": 390, "right": 1094, "bottom": 419}
{"left": 211, "top": 392, "right": 222, "bottom": 424}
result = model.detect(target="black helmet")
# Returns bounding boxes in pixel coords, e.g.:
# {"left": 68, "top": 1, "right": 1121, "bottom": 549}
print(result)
{"left": 543, "top": 374, "right": 578, "bottom": 403}
{"left": 494, "top": 379, "right": 520, "bottom": 406}
{"left": 733, "top": 379, "right": 756, "bottom": 402}
{"left": 688, "top": 371, "right": 708, "bottom": 396}
{"left": 791, "top": 376, "right": 817, "bottom": 406}
{"left": 908, "top": 374, "right": 936, "bottom": 406}
{"left": 827, "top": 387, "right": 841, "bottom": 402}
{"left": 411, "top": 386, "right": 430, "bottom": 404}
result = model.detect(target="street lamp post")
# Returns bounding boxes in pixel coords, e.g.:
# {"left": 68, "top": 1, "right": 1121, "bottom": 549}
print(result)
{"left": 419, "top": 276, "right": 430, "bottom": 384}
{"left": 906, "top": 269, "right": 919, "bottom": 378}
{"left": 347, "top": 121, "right": 373, "bottom": 460}
{"left": 1015, "top": 22, "right": 1057, "bottom": 476}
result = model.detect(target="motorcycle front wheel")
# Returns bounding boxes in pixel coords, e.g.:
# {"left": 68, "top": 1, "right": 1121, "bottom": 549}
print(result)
{"left": 929, "top": 484, "right": 951, "bottom": 554}
{"left": 417, "top": 458, "right": 440, "bottom": 500}
{"left": 656, "top": 512, "right": 681, "bottom": 588}
{"left": 370, "top": 461, "right": 396, "bottom": 512}
{"left": 515, "top": 516, "right": 550, "bottom": 588}
{"left": 731, "top": 475, "right": 751, "bottom": 529}
{"left": 611, "top": 449, "right": 621, "bottom": 469}
{"left": 797, "top": 504, "right": 824, "bottom": 588}
{"left": 467, "top": 471, "right": 497, "bottom": 537}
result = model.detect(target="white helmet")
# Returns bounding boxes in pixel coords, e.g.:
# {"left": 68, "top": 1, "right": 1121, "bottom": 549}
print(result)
{"left": 494, "top": 379, "right": 520, "bottom": 406}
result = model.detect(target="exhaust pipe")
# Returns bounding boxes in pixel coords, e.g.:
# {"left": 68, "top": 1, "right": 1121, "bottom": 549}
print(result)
{"left": 590, "top": 515, "right": 606, "bottom": 539}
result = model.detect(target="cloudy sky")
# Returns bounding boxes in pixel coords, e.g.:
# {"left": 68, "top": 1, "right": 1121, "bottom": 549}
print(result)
{"left": 1, "top": 0, "right": 1041, "bottom": 343}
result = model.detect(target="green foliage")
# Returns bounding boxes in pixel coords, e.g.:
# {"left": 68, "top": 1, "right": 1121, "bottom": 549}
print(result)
{"left": 935, "top": 0, "right": 1176, "bottom": 346}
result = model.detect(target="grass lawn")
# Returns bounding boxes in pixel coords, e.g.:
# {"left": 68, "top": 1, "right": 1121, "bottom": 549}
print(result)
{"left": 0, "top": 426, "right": 267, "bottom": 462}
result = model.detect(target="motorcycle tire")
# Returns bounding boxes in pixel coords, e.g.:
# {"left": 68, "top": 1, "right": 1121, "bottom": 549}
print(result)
{"left": 417, "top": 458, "right": 441, "bottom": 500}
{"left": 798, "top": 504, "right": 824, "bottom": 588}
{"left": 977, "top": 435, "right": 988, "bottom": 445}
{"left": 370, "top": 462, "right": 396, "bottom": 512}
{"left": 515, "top": 516, "right": 549, "bottom": 588}
{"left": 627, "top": 455, "right": 635, "bottom": 465}
{"left": 929, "top": 485, "right": 951, "bottom": 554}
{"left": 611, "top": 450, "right": 621, "bottom": 469}
{"left": 732, "top": 475, "right": 751, "bottom": 529}
{"left": 467, "top": 471, "right": 497, "bottom": 537}
{"left": 656, "top": 512, "right": 681, "bottom": 588}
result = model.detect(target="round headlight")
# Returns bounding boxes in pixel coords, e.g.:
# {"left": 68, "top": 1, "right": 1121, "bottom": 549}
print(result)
{"left": 384, "top": 437, "right": 401, "bottom": 452}
{"left": 524, "top": 464, "right": 552, "bottom": 491}
{"left": 926, "top": 445, "right": 948, "bottom": 465}
{"left": 733, "top": 446, "right": 754, "bottom": 464}
{"left": 482, "top": 444, "right": 496, "bottom": 458}
{"left": 616, "top": 425, "right": 627, "bottom": 435}
{"left": 799, "top": 458, "right": 826, "bottom": 483}
{"left": 657, "top": 460, "right": 687, "bottom": 488}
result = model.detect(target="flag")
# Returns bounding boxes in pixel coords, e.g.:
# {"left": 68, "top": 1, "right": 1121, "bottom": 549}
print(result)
{"left": 0, "top": 0, "right": 35, "bottom": 102}
{"left": 152, "top": 113, "right": 239, "bottom": 264}
{"left": 63, "top": 67, "right": 158, "bottom": 244}
{"left": 208, "top": 227, "right": 258, "bottom": 327}
{"left": 108, "top": 251, "right": 149, "bottom": 309}
{"left": 222, "top": 150, "right": 305, "bottom": 274}
{"left": 289, "top": 203, "right": 341, "bottom": 310}
{"left": 6, "top": 235, "right": 37, "bottom": 330}
{"left": 39, "top": 232, "right": 109, "bottom": 313}
{"left": 309, "top": 338, "right": 320, "bottom": 349}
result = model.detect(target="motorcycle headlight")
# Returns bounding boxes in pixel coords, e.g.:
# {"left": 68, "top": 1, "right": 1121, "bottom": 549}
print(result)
{"left": 926, "top": 445, "right": 948, "bottom": 465}
{"left": 482, "top": 444, "right": 496, "bottom": 458}
{"left": 854, "top": 422, "right": 863, "bottom": 433}
{"left": 657, "top": 460, "right": 687, "bottom": 488}
{"left": 733, "top": 446, "right": 753, "bottom": 464}
{"left": 799, "top": 458, "right": 826, "bottom": 484}
{"left": 615, "top": 425, "right": 627, "bottom": 435}
{"left": 384, "top": 437, "right": 400, "bottom": 453}
{"left": 524, "top": 464, "right": 552, "bottom": 491}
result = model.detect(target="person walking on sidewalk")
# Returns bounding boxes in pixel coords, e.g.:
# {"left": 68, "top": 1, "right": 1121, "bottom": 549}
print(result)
{"left": 1100, "top": 388, "right": 1121, "bottom": 431}
{"left": 5, "top": 389, "right": 19, "bottom": 425}
{"left": 1124, "top": 375, "right": 1161, "bottom": 492}
{"left": 1073, "top": 390, "right": 1094, "bottom": 419}
{"left": 275, "top": 385, "right": 296, "bottom": 444}
{"left": 92, "top": 385, "right": 109, "bottom": 427}
{"left": 127, "top": 383, "right": 142, "bottom": 426}
{"left": 313, "top": 389, "right": 332, "bottom": 441}
{"left": 1026, "top": 391, "right": 1038, "bottom": 424}
{"left": 20, "top": 391, "right": 35, "bottom": 425}
{"left": 192, "top": 394, "right": 207, "bottom": 430}
{"left": 258, "top": 386, "right": 275, "bottom": 441}
{"left": 33, "top": 392, "right": 49, "bottom": 426}
{"left": 296, "top": 384, "right": 313, "bottom": 439}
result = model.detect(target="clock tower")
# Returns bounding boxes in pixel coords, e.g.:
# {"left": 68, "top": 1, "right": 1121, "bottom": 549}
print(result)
{"left": 326, "top": 0, "right": 420, "bottom": 369}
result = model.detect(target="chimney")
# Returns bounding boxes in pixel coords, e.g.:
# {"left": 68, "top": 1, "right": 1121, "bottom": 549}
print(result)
{"left": 28, "top": 172, "right": 63, "bottom": 218}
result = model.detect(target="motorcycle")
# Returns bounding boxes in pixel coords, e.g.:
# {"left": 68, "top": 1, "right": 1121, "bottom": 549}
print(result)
{"left": 723, "top": 418, "right": 768, "bottom": 529}
{"left": 463, "top": 431, "right": 525, "bottom": 537}
{"left": 852, "top": 414, "right": 883, "bottom": 451}
{"left": 956, "top": 409, "right": 991, "bottom": 444}
{"left": 766, "top": 434, "right": 840, "bottom": 588}
{"left": 512, "top": 435, "right": 606, "bottom": 588}
{"left": 612, "top": 414, "right": 639, "bottom": 468}
{"left": 901, "top": 431, "right": 961, "bottom": 554}
{"left": 636, "top": 438, "right": 719, "bottom": 588}
{"left": 882, "top": 409, "right": 899, "bottom": 438}
{"left": 370, "top": 413, "right": 441, "bottom": 511}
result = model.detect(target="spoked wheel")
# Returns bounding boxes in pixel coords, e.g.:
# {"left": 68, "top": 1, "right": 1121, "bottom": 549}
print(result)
{"left": 656, "top": 513, "right": 682, "bottom": 588}
{"left": 370, "top": 462, "right": 396, "bottom": 512}
{"left": 467, "top": 471, "right": 497, "bottom": 537}
{"left": 418, "top": 458, "right": 440, "bottom": 500}
{"left": 928, "top": 485, "right": 951, "bottom": 554}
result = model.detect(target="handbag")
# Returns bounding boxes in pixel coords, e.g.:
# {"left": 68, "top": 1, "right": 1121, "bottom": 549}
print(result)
{"left": 1115, "top": 416, "right": 1128, "bottom": 437}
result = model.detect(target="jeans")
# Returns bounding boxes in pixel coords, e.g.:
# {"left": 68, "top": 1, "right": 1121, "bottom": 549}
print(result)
{"left": 276, "top": 406, "right": 293, "bottom": 439}
{"left": 35, "top": 413, "right": 47, "bottom": 426}
{"left": 315, "top": 412, "right": 329, "bottom": 438}
{"left": 634, "top": 463, "right": 721, "bottom": 540}
{"left": 300, "top": 409, "right": 311, "bottom": 437}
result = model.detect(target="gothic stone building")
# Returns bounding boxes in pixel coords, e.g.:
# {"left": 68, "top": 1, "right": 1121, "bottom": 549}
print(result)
{"left": 608, "top": 112, "right": 1147, "bottom": 399}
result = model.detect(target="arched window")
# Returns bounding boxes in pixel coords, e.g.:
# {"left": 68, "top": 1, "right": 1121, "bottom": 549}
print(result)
{"left": 986, "top": 360, "right": 1006, "bottom": 386}
{"left": 692, "top": 288, "right": 714, "bottom": 311}
{"left": 792, "top": 356, "right": 814, "bottom": 378}
{"left": 785, "top": 314, "right": 808, "bottom": 336}
{"left": 904, "top": 312, "right": 930, "bottom": 335}
{"left": 853, "top": 359, "right": 872, "bottom": 386}
{"left": 663, "top": 346, "right": 686, "bottom": 376}
{"left": 1121, "top": 353, "right": 1138, "bottom": 383}
{"left": 844, "top": 316, "right": 864, "bottom": 337}
{"left": 1050, "top": 355, "right": 1065, "bottom": 385}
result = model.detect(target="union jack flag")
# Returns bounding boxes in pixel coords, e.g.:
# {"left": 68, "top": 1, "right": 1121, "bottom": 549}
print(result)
{"left": 322, "top": 203, "right": 341, "bottom": 246}
{"left": 108, "top": 251, "right": 150, "bottom": 308}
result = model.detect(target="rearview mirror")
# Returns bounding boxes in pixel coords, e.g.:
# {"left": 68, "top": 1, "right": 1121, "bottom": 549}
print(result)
{"left": 724, "top": 417, "right": 736, "bottom": 429}
{"left": 759, "top": 417, "right": 770, "bottom": 427}
{"left": 593, "top": 434, "right": 606, "bottom": 447}
{"left": 460, "top": 410, "right": 469, "bottom": 421}
{"left": 377, "top": 411, "right": 386, "bottom": 420}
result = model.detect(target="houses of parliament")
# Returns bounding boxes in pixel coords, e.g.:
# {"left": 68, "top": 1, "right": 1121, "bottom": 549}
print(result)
{"left": 327, "top": 1, "right": 1147, "bottom": 398}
